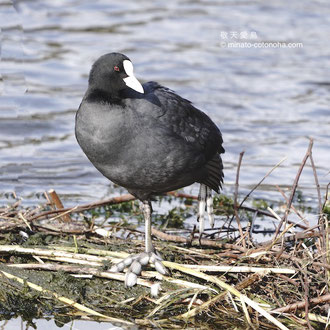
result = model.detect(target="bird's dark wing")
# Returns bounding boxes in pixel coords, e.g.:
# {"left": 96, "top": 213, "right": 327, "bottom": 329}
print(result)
{"left": 145, "top": 82, "right": 225, "bottom": 192}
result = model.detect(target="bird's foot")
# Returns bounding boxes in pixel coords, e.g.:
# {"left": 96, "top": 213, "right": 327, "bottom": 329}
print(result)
{"left": 109, "top": 251, "right": 169, "bottom": 287}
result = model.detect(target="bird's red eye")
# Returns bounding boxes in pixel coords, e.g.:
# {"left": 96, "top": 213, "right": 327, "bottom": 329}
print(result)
{"left": 114, "top": 66, "right": 120, "bottom": 72}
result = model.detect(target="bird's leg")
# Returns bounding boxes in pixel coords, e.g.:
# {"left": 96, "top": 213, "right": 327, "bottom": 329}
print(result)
{"left": 109, "top": 200, "right": 169, "bottom": 287}
{"left": 197, "top": 184, "right": 207, "bottom": 234}
{"left": 143, "top": 200, "right": 153, "bottom": 253}
{"left": 197, "top": 184, "right": 215, "bottom": 235}
{"left": 206, "top": 187, "right": 215, "bottom": 228}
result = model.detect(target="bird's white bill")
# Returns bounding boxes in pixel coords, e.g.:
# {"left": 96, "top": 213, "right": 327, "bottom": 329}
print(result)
{"left": 123, "top": 75, "right": 144, "bottom": 93}
{"left": 123, "top": 60, "right": 144, "bottom": 94}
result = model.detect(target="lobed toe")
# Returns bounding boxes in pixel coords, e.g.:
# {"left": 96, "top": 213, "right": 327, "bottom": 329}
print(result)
{"left": 125, "top": 271, "right": 137, "bottom": 287}
{"left": 138, "top": 252, "right": 150, "bottom": 266}
{"left": 150, "top": 252, "right": 162, "bottom": 263}
{"left": 131, "top": 260, "right": 142, "bottom": 275}
{"left": 123, "top": 256, "right": 133, "bottom": 267}
{"left": 154, "top": 260, "right": 168, "bottom": 275}
{"left": 109, "top": 261, "right": 125, "bottom": 273}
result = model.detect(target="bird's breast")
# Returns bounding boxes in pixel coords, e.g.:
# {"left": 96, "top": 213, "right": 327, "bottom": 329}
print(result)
{"left": 75, "top": 99, "right": 206, "bottom": 192}
{"left": 75, "top": 101, "right": 163, "bottom": 186}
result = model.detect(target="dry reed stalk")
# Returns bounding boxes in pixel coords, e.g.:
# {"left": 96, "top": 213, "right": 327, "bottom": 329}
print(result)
{"left": 238, "top": 156, "right": 287, "bottom": 210}
{"left": 308, "top": 138, "right": 323, "bottom": 216}
{"left": 176, "top": 273, "right": 262, "bottom": 319}
{"left": 233, "top": 151, "right": 246, "bottom": 247}
{"left": 7, "top": 263, "right": 154, "bottom": 287}
{"left": 46, "top": 189, "right": 72, "bottom": 223}
{"left": 151, "top": 227, "right": 248, "bottom": 253}
{"left": 18, "top": 212, "right": 32, "bottom": 231}
{"left": 179, "top": 264, "right": 295, "bottom": 274}
{"left": 8, "top": 262, "right": 215, "bottom": 292}
{"left": 276, "top": 185, "right": 309, "bottom": 226}
{"left": 228, "top": 155, "right": 288, "bottom": 237}
{"left": 273, "top": 140, "right": 313, "bottom": 241}
{"left": 163, "top": 261, "right": 289, "bottom": 330}
{"left": 29, "top": 193, "right": 136, "bottom": 221}
{"left": 271, "top": 293, "right": 330, "bottom": 314}
{"left": 302, "top": 313, "right": 330, "bottom": 325}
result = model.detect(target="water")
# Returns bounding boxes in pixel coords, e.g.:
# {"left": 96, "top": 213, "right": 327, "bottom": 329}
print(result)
{"left": 0, "top": 318, "right": 122, "bottom": 329}
{"left": 0, "top": 1, "right": 329, "bottom": 328}
{"left": 0, "top": 0, "right": 329, "bottom": 208}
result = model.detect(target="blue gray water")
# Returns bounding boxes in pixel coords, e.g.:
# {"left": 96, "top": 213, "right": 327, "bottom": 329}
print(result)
{"left": 0, "top": 0, "right": 329, "bottom": 209}
{"left": 0, "top": 318, "right": 123, "bottom": 329}
{"left": 0, "top": 1, "right": 329, "bottom": 328}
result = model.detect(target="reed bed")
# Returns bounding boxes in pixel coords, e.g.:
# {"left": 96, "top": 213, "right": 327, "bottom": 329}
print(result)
{"left": 0, "top": 139, "right": 329, "bottom": 329}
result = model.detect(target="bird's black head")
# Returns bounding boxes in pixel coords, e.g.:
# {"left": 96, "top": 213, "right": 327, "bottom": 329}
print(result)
{"left": 87, "top": 52, "right": 144, "bottom": 98}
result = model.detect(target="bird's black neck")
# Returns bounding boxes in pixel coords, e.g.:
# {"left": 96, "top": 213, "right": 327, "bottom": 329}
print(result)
{"left": 85, "top": 88, "right": 122, "bottom": 105}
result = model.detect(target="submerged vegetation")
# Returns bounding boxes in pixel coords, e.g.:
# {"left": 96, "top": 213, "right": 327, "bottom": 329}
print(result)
{"left": 0, "top": 140, "right": 329, "bottom": 329}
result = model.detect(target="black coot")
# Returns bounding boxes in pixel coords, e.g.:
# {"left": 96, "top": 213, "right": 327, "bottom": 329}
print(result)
{"left": 75, "top": 53, "right": 224, "bottom": 287}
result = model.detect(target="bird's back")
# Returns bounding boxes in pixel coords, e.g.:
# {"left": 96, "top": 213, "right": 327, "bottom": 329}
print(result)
{"left": 144, "top": 82, "right": 224, "bottom": 192}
